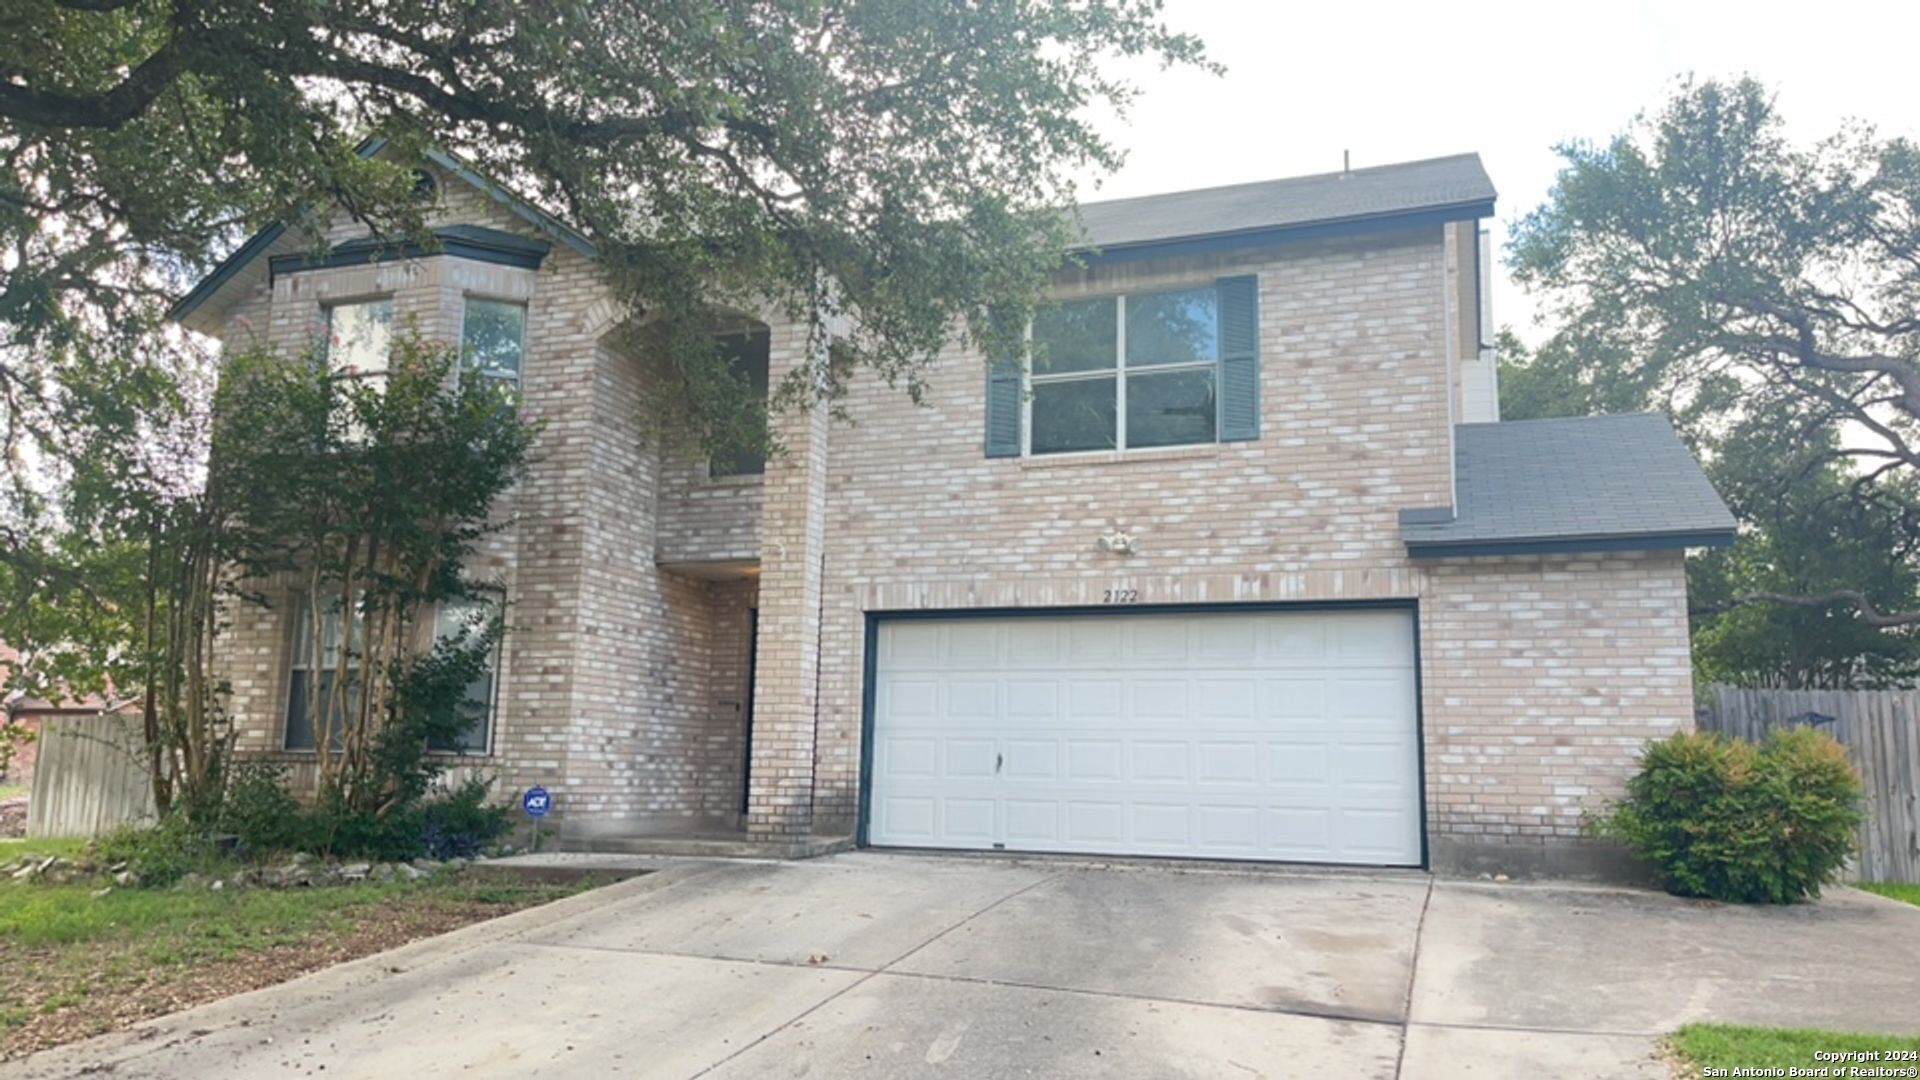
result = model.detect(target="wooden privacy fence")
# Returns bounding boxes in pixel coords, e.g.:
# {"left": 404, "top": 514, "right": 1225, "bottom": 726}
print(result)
{"left": 26, "top": 713, "right": 155, "bottom": 839}
{"left": 1697, "top": 685, "right": 1920, "bottom": 884}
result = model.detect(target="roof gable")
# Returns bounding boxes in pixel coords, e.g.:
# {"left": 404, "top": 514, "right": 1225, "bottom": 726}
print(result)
{"left": 168, "top": 142, "right": 591, "bottom": 334}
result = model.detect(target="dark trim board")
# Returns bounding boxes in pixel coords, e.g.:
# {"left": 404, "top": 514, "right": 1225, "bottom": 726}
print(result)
{"left": 1404, "top": 528, "right": 1735, "bottom": 560}
{"left": 855, "top": 598, "right": 1428, "bottom": 869}
{"left": 1072, "top": 201, "right": 1494, "bottom": 266}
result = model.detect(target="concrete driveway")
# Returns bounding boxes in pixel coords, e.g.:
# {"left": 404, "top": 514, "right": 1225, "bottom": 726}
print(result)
{"left": 6, "top": 852, "right": 1917, "bottom": 1079}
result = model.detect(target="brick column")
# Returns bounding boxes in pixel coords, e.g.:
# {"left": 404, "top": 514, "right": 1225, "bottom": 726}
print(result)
{"left": 746, "top": 321, "right": 830, "bottom": 837}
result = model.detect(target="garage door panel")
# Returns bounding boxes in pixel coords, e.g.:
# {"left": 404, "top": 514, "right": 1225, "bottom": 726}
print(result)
{"left": 869, "top": 610, "right": 1421, "bottom": 866}
{"left": 1129, "top": 741, "right": 1190, "bottom": 783}
{"left": 1195, "top": 741, "right": 1260, "bottom": 784}
{"left": 1067, "top": 619, "right": 1125, "bottom": 660}
{"left": 944, "top": 738, "right": 998, "bottom": 778}
{"left": 1066, "top": 740, "right": 1123, "bottom": 781}
{"left": 1067, "top": 679, "right": 1123, "bottom": 724}
{"left": 1004, "top": 621, "right": 1063, "bottom": 666}
{"left": 1004, "top": 739, "right": 1059, "bottom": 780}
{"left": 1004, "top": 800, "right": 1059, "bottom": 843}
{"left": 1131, "top": 618, "right": 1191, "bottom": 661}
{"left": 1067, "top": 801, "right": 1126, "bottom": 844}
{"left": 881, "top": 736, "right": 939, "bottom": 778}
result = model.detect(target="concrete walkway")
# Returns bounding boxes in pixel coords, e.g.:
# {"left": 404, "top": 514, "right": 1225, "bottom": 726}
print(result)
{"left": 6, "top": 852, "right": 1917, "bottom": 1079}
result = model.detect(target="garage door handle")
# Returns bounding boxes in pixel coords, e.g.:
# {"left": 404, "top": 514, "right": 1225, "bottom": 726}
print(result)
{"left": 996, "top": 752, "right": 1003, "bottom": 775}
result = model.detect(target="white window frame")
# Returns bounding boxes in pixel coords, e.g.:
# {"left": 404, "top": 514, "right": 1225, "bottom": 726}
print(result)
{"left": 283, "top": 589, "right": 364, "bottom": 752}
{"left": 1022, "top": 286, "right": 1221, "bottom": 457}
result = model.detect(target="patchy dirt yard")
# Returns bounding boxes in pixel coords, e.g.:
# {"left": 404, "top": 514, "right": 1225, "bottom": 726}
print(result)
{"left": 0, "top": 875, "right": 582, "bottom": 1060}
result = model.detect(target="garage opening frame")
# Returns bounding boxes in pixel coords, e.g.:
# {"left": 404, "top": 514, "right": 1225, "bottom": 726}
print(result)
{"left": 854, "top": 598, "right": 1428, "bottom": 870}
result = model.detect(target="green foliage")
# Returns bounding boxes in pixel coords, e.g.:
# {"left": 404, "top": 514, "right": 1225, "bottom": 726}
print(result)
{"left": 1504, "top": 78, "right": 1920, "bottom": 683}
{"left": 415, "top": 778, "right": 513, "bottom": 861}
{"left": 0, "top": 720, "right": 33, "bottom": 778}
{"left": 218, "top": 764, "right": 307, "bottom": 854}
{"left": 1859, "top": 882, "right": 1920, "bottom": 907}
{"left": 218, "top": 767, "right": 510, "bottom": 863}
{"left": 0, "top": 2, "right": 1210, "bottom": 604}
{"left": 91, "top": 818, "right": 220, "bottom": 889}
{"left": 1669, "top": 1025, "right": 1920, "bottom": 1073}
{"left": 1592, "top": 728, "right": 1864, "bottom": 903}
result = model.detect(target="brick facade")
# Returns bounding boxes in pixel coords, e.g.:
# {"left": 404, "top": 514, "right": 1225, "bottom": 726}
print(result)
{"left": 196, "top": 159, "right": 1700, "bottom": 874}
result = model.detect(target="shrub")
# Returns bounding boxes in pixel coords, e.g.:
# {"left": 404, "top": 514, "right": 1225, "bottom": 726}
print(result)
{"left": 93, "top": 818, "right": 216, "bottom": 887}
{"left": 417, "top": 777, "right": 513, "bottom": 860}
{"left": 1592, "top": 727, "right": 1863, "bottom": 903}
{"left": 220, "top": 763, "right": 309, "bottom": 854}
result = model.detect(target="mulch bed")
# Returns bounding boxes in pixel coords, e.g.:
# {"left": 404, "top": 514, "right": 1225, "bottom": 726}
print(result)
{"left": 0, "top": 890, "right": 560, "bottom": 1061}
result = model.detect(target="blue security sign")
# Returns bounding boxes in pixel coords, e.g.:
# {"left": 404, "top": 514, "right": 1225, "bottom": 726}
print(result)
{"left": 522, "top": 786, "right": 552, "bottom": 819}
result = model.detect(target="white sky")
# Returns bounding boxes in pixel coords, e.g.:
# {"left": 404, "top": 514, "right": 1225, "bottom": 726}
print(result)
{"left": 1078, "top": 0, "right": 1920, "bottom": 340}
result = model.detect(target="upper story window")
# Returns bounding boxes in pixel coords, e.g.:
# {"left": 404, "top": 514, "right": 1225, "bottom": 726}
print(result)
{"left": 324, "top": 299, "right": 395, "bottom": 391}
{"left": 461, "top": 298, "right": 526, "bottom": 395}
{"left": 985, "top": 275, "right": 1258, "bottom": 460}
{"left": 710, "top": 329, "right": 771, "bottom": 478}
{"left": 1029, "top": 287, "right": 1221, "bottom": 455}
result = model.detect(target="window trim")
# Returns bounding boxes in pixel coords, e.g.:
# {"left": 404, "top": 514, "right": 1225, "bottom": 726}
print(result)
{"left": 1022, "top": 285, "right": 1221, "bottom": 458}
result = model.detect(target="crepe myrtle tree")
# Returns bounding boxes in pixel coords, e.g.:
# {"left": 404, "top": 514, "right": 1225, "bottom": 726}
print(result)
{"left": 208, "top": 331, "right": 537, "bottom": 815}
{"left": 1509, "top": 77, "right": 1920, "bottom": 632}
{"left": 0, "top": 3, "right": 1214, "bottom": 702}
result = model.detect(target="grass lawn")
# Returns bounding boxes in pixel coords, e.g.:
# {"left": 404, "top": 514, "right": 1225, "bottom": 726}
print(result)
{"left": 0, "top": 785, "right": 26, "bottom": 800}
{"left": 0, "top": 838, "right": 88, "bottom": 862}
{"left": 1668, "top": 1025, "right": 1920, "bottom": 1075}
{"left": 1859, "top": 882, "right": 1920, "bottom": 908}
{"left": 0, "top": 871, "right": 584, "bottom": 1060}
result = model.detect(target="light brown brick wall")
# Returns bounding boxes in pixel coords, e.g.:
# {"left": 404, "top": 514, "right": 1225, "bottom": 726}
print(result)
{"left": 204, "top": 178, "right": 1699, "bottom": 863}
{"left": 207, "top": 166, "right": 752, "bottom": 828}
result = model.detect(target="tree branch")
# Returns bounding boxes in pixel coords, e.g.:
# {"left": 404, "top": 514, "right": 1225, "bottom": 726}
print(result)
{"left": 1741, "top": 590, "right": 1920, "bottom": 628}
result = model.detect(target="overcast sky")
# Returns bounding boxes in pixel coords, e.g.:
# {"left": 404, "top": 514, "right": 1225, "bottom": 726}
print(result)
{"left": 1078, "top": 0, "right": 1920, "bottom": 339}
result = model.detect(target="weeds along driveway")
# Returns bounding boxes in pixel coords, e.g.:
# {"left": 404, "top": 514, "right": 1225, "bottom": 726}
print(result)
{"left": 4, "top": 852, "right": 1917, "bottom": 1080}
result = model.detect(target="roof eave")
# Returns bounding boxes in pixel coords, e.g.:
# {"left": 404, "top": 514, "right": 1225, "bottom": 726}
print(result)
{"left": 1070, "top": 197, "right": 1496, "bottom": 266}
{"left": 1402, "top": 527, "right": 1737, "bottom": 560}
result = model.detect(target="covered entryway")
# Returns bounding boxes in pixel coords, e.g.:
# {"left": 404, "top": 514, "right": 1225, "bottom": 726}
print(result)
{"left": 865, "top": 606, "right": 1422, "bottom": 866}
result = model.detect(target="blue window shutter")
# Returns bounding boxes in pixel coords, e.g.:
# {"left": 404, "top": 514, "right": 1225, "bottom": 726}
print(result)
{"left": 985, "top": 357, "right": 1022, "bottom": 458}
{"left": 1216, "top": 274, "right": 1260, "bottom": 441}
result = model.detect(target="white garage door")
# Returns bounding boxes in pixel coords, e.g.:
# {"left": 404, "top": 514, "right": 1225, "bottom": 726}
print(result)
{"left": 868, "top": 608, "right": 1422, "bottom": 866}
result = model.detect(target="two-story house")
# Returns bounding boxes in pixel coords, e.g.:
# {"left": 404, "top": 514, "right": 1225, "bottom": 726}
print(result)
{"left": 170, "top": 148, "right": 1735, "bottom": 879}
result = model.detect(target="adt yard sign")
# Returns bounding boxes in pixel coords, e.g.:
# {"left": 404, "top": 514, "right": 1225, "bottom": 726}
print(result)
{"left": 523, "top": 786, "right": 552, "bottom": 819}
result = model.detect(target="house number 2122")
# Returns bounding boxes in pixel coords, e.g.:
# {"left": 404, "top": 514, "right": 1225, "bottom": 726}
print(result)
{"left": 1103, "top": 588, "right": 1140, "bottom": 604}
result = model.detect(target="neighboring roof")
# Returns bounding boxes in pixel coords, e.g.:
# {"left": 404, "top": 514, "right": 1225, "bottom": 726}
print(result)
{"left": 1401, "top": 413, "right": 1737, "bottom": 559}
{"left": 1074, "top": 153, "right": 1496, "bottom": 260}
{"left": 167, "top": 141, "right": 592, "bottom": 334}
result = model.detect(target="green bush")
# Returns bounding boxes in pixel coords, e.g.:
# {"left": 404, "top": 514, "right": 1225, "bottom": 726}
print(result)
{"left": 93, "top": 818, "right": 217, "bottom": 887}
{"left": 220, "top": 763, "right": 309, "bottom": 854}
{"left": 1592, "top": 728, "right": 1863, "bottom": 903}
{"left": 417, "top": 776, "right": 513, "bottom": 860}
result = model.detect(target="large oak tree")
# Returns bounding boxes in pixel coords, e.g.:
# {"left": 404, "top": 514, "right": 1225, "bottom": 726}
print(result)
{"left": 1507, "top": 78, "right": 1920, "bottom": 684}
{"left": 0, "top": 0, "right": 1209, "bottom": 701}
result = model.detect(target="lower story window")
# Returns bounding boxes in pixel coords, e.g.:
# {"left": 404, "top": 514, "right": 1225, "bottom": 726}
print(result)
{"left": 428, "top": 596, "right": 501, "bottom": 755}
{"left": 285, "top": 591, "right": 359, "bottom": 751}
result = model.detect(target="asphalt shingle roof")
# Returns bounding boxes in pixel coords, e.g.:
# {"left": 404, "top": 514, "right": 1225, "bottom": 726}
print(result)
{"left": 1074, "top": 153, "right": 1497, "bottom": 253}
{"left": 1401, "top": 413, "right": 1737, "bottom": 556}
